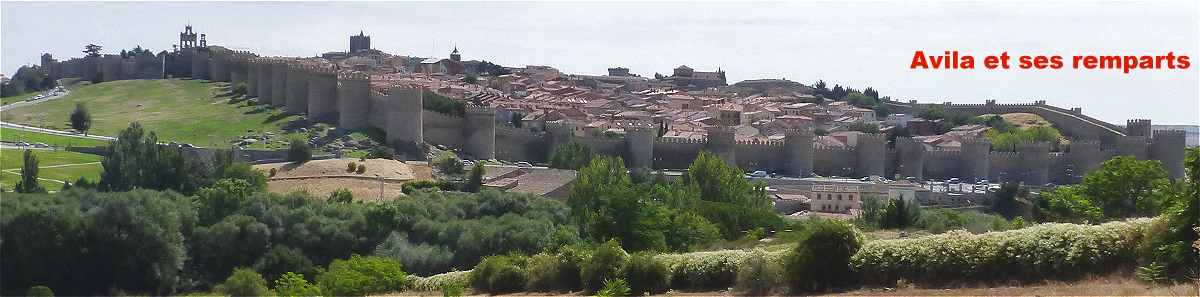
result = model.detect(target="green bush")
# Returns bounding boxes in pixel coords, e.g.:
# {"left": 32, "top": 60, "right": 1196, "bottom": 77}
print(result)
{"left": 597, "top": 278, "right": 631, "bottom": 297}
{"left": 524, "top": 253, "right": 563, "bottom": 292}
{"left": 26, "top": 285, "right": 54, "bottom": 297}
{"left": 401, "top": 180, "right": 442, "bottom": 194}
{"left": 356, "top": 163, "right": 367, "bottom": 174}
{"left": 287, "top": 139, "right": 312, "bottom": 163}
{"left": 656, "top": 249, "right": 781, "bottom": 290}
{"left": 347, "top": 161, "right": 358, "bottom": 172}
{"left": 327, "top": 188, "right": 353, "bottom": 203}
{"left": 470, "top": 254, "right": 527, "bottom": 294}
{"left": 253, "top": 245, "right": 317, "bottom": 284}
{"left": 624, "top": 253, "right": 670, "bottom": 296}
{"left": 735, "top": 249, "right": 781, "bottom": 296}
{"left": 374, "top": 232, "right": 454, "bottom": 276}
{"left": 316, "top": 255, "right": 408, "bottom": 297}
{"left": 274, "top": 272, "right": 321, "bottom": 297}
{"left": 215, "top": 268, "right": 269, "bottom": 297}
{"left": 851, "top": 218, "right": 1152, "bottom": 285}
{"left": 581, "top": 240, "right": 629, "bottom": 292}
{"left": 786, "top": 219, "right": 864, "bottom": 293}
{"left": 434, "top": 152, "right": 464, "bottom": 174}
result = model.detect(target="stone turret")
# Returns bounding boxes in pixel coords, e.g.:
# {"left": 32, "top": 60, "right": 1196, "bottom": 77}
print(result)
{"left": 783, "top": 128, "right": 814, "bottom": 177}
{"left": 209, "top": 48, "right": 229, "bottom": 82}
{"left": 191, "top": 47, "right": 210, "bottom": 80}
{"left": 1151, "top": 130, "right": 1186, "bottom": 180}
{"left": 1018, "top": 141, "right": 1050, "bottom": 185}
{"left": 545, "top": 121, "right": 575, "bottom": 159}
{"left": 1116, "top": 136, "right": 1149, "bottom": 160}
{"left": 246, "top": 59, "right": 260, "bottom": 97}
{"left": 855, "top": 133, "right": 887, "bottom": 177}
{"left": 960, "top": 137, "right": 991, "bottom": 181}
{"left": 386, "top": 85, "right": 424, "bottom": 154}
{"left": 306, "top": 65, "right": 338, "bottom": 122}
{"left": 896, "top": 137, "right": 926, "bottom": 180}
{"left": 705, "top": 125, "right": 737, "bottom": 166}
{"left": 285, "top": 64, "right": 309, "bottom": 114}
{"left": 100, "top": 55, "right": 124, "bottom": 82}
{"left": 81, "top": 56, "right": 99, "bottom": 83}
{"left": 228, "top": 54, "right": 247, "bottom": 86}
{"left": 625, "top": 122, "right": 657, "bottom": 169}
{"left": 1126, "top": 119, "right": 1152, "bottom": 137}
{"left": 270, "top": 62, "right": 289, "bottom": 107}
{"left": 337, "top": 71, "right": 371, "bottom": 129}
{"left": 1068, "top": 139, "right": 1103, "bottom": 174}
{"left": 464, "top": 106, "right": 497, "bottom": 160}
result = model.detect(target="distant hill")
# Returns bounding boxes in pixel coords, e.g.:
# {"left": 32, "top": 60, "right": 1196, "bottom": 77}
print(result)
{"left": 1153, "top": 125, "right": 1199, "bottom": 147}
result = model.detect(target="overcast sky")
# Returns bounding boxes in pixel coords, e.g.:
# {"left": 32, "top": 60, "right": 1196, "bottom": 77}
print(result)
{"left": 2, "top": 1, "right": 1196, "bottom": 124}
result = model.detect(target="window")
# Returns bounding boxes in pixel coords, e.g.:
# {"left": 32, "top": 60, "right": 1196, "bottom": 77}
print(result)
{"left": 837, "top": 194, "right": 842, "bottom": 200}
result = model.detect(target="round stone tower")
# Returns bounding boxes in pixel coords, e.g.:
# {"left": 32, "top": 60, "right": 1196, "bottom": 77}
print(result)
{"left": 1116, "top": 136, "right": 1149, "bottom": 160}
{"left": 464, "top": 106, "right": 497, "bottom": 160}
{"left": 285, "top": 64, "right": 309, "bottom": 114}
{"left": 705, "top": 125, "right": 737, "bottom": 166}
{"left": 1018, "top": 141, "right": 1050, "bottom": 185}
{"left": 336, "top": 71, "right": 371, "bottom": 130}
{"left": 258, "top": 59, "right": 275, "bottom": 102}
{"left": 783, "top": 128, "right": 814, "bottom": 177}
{"left": 270, "top": 62, "right": 289, "bottom": 107}
{"left": 209, "top": 48, "right": 229, "bottom": 82}
{"left": 246, "top": 58, "right": 260, "bottom": 98}
{"left": 386, "top": 85, "right": 425, "bottom": 154}
{"left": 545, "top": 121, "right": 575, "bottom": 159}
{"left": 228, "top": 53, "right": 247, "bottom": 86}
{"left": 1126, "top": 119, "right": 1152, "bottom": 137}
{"left": 896, "top": 137, "right": 926, "bottom": 180}
{"left": 1151, "top": 130, "right": 1186, "bottom": 180}
{"left": 625, "top": 122, "right": 657, "bottom": 169}
{"left": 306, "top": 65, "right": 338, "bottom": 123}
{"left": 854, "top": 133, "right": 888, "bottom": 177}
{"left": 960, "top": 137, "right": 991, "bottom": 182}
{"left": 191, "top": 47, "right": 210, "bottom": 80}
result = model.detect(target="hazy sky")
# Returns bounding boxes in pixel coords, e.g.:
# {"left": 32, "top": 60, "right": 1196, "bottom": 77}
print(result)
{"left": 3, "top": 1, "right": 1197, "bottom": 124}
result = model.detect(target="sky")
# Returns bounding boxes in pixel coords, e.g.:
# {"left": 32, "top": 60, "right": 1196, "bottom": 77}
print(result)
{"left": 2, "top": 1, "right": 1197, "bottom": 124}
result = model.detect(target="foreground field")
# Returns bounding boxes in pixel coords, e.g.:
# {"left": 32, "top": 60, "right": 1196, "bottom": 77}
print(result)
{"left": 0, "top": 79, "right": 302, "bottom": 147}
{"left": 0, "top": 148, "right": 102, "bottom": 191}
{"left": 0, "top": 127, "right": 111, "bottom": 147}
{"left": 254, "top": 158, "right": 432, "bottom": 200}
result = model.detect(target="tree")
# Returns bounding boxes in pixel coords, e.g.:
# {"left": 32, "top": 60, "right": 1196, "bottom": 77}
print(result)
{"left": 1140, "top": 147, "right": 1199, "bottom": 280}
{"left": 1036, "top": 185, "right": 1103, "bottom": 223}
{"left": 880, "top": 197, "right": 919, "bottom": 229}
{"left": 69, "top": 102, "right": 92, "bottom": 135}
{"left": 14, "top": 149, "right": 46, "bottom": 193}
{"left": 433, "top": 152, "right": 464, "bottom": 174}
{"left": 1080, "top": 156, "right": 1169, "bottom": 218}
{"left": 83, "top": 44, "right": 102, "bottom": 57}
{"left": 287, "top": 139, "right": 312, "bottom": 163}
{"left": 254, "top": 245, "right": 317, "bottom": 284}
{"left": 463, "top": 162, "right": 484, "bottom": 193}
{"left": 100, "top": 122, "right": 211, "bottom": 194}
{"left": 195, "top": 178, "right": 255, "bottom": 225}
{"left": 991, "top": 182, "right": 1020, "bottom": 219}
{"left": 786, "top": 219, "right": 863, "bottom": 293}
{"left": 316, "top": 255, "right": 408, "bottom": 297}
{"left": 215, "top": 268, "right": 269, "bottom": 297}
{"left": 26, "top": 285, "right": 54, "bottom": 297}
{"left": 328, "top": 188, "right": 354, "bottom": 203}
{"left": 191, "top": 214, "right": 271, "bottom": 281}
{"left": 548, "top": 141, "right": 595, "bottom": 170}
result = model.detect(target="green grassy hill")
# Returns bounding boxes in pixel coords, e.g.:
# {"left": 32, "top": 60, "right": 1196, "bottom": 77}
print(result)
{"left": 1, "top": 79, "right": 302, "bottom": 147}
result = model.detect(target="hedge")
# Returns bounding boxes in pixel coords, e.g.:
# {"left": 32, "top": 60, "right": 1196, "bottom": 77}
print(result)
{"left": 408, "top": 270, "right": 471, "bottom": 292}
{"left": 851, "top": 217, "right": 1153, "bottom": 285}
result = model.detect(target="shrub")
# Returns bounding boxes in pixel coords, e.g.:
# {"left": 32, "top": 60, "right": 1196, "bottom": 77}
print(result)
{"left": 268, "top": 167, "right": 277, "bottom": 177}
{"left": 735, "top": 249, "right": 781, "bottom": 296}
{"left": 434, "top": 152, "right": 464, "bottom": 174}
{"left": 347, "top": 162, "right": 358, "bottom": 172}
{"left": 287, "top": 139, "right": 312, "bottom": 163}
{"left": 597, "top": 278, "right": 631, "bottom": 297}
{"left": 327, "top": 188, "right": 353, "bottom": 203}
{"left": 253, "top": 245, "right": 317, "bottom": 284}
{"left": 470, "top": 254, "right": 527, "bottom": 294}
{"left": 851, "top": 218, "right": 1153, "bottom": 285}
{"left": 316, "top": 255, "right": 408, "bottom": 297}
{"left": 786, "top": 219, "right": 863, "bottom": 293}
{"left": 274, "top": 272, "right": 321, "bottom": 297}
{"left": 356, "top": 163, "right": 367, "bottom": 174}
{"left": 440, "top": 282, "right": 464, "bottom": 297}
{"left": 408, "top": 270, "right": 472, "bottom": 292}
{"left": 26, "top": 285, "right": 54, "bottom": 297}
{"left": 524, "top": 252, "right": 564, "bottom": 292}
{"left": 369, "top": 146, "right": 395, "bottom": 160}
{"left": 402, "top": 180, "right": 442, "bottom": 194}
{"left": 624, "top": 253, "right": 670, "bottom": 296}
{"left": 581, "top": 240, "right": 629, "bottom": 292}
{"left": 215, "top": 268, "right": 269, "bottom": 297}
{"left": 656, "top": 249, "right": 777, "bottom": 290}
{"left": 374, "top": 232, "right": 455, "bottom": 276}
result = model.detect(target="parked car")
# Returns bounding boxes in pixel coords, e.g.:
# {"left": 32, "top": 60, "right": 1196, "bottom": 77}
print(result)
{"left": 948, "top": 177, "right": 961, "bottom": 184}
{"left": 748, "top": 171, "right": 768, "bottom": 178}
{"left": 515, "top": 162, "right": 533, "bottom": 168}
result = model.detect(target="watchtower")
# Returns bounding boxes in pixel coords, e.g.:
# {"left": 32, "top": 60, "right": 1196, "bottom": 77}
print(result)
{"left": 350, "top": 31, "right": 371, "bottom": 53}
{"left": 271, "top": 62, "right": 289, "bottom": 107}
{"left": 545, "top": 121, "right": 575, "bottom": 159}
{"left": 895, "top": 137, "right": 926, "bottom": 180}
{"left": 386, "top": 85, "right": 425, "bottom": 155}
{"left": 306, "top": 65, "right": 338, "bottom": 123}
{"left": 209, "top": 48, "right": 229, "bottom": 82}
{"left": 960, "top": 137, "right": 991, "bottom": 181}
{"left": 783, "top": 128, "right": 814, "bottom": 177}
{"left": 1151, "top": 130, "right": 1186, "bottom": 180}
{"left": 285, "top": 63, "right": 309, "bottom": 114}
{"left": 464, "top": 106, "right": 497, "bottom": 160}
{"left": 705, "top": 125, "right": 737, "bottom": 166}
{"left": 254, "top": 59, "right": 272, "bottom": 101}
{"left": 337, "top": 71, "right": 371, "bottom": 130}
{"left": 855, "top": 133, "right": 887, "bottom": 177}
{"left": 1018, "top": 141, "right": 1050, "bottom": 185}
{"left": 625, "top": 122, "right": 657, "bottom": 169}
{"left": 1126, "top": 119, "right": 1152, "bottom": 137}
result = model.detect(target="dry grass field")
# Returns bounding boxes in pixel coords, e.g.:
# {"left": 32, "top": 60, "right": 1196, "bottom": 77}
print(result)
{"left": 254, "top": 158, "right": 434, "bottom": 201}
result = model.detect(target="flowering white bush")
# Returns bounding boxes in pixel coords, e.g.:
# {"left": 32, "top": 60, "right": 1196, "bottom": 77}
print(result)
{"left": 408, "top": 270, "right": 472, "bottom": 292}
{"left": 851, "top": 218, "right": 1153, "bottom": 284}
{"left": 654, "top": 248, "right": 788, "bottom": 289}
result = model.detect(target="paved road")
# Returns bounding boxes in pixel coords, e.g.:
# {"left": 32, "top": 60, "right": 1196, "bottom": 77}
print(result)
{"left": 0, "top": 89, "right": 69, "bottom": 112}
{"left": 1, "top": 121, "right": 117, "bottom": 141}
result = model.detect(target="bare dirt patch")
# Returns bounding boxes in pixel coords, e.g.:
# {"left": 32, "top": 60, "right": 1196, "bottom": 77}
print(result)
{"left": 266, "top": 177, "right": 406, "bottom": 201}
{"left": 254, "top": 158, "right": 436, "bottom": 201}
{"left": 255, "top": 158, "right": 416, "bottom": 180}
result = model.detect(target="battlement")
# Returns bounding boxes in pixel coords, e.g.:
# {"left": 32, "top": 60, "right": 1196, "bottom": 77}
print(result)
{"left": 544, "top": 121, "right": 576, "bottom": 132}
{"left": 990, "top": 151, "right": 1020, "bottom": 159}
{"left": 1152, "top": 129, "right": 1187, "bottom": 140}
{"left": 814, "top": 144, "right": 853, "bottom": 152}
{"left": 960, "top": 136, "right": 991, "bottom": 147}
{"left": 705, "top": 125, "right": 737, "bottom": 134}
{"left": 625, "top": 123, "right": 657, "bottom": 134}
{"left": 783, "top": 127, "right": 815, "bottom": 136}
{"left": 856, "top": 133, "right": 888, "bottom": 145}
{"left": 1017, "top": 141, "right": 1051, "bottom": 151}
{"left": 1127, "top": 119, "right": 1152, "bottom": 126}
{"left": 465, "top": 105, "right": 495, "bottom": 115}
{"left": 735, "top": 139, "right": 784, "bottom": 147}
{"left": 656, "top": 137, "right": 705, "bottom": 144}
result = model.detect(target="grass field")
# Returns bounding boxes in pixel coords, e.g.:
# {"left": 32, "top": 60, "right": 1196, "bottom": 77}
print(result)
{"left": 1, "top": 127, "right": 112, "bottom": 147}
{"left": 0, "top": 92, "right": 39, "bottom": 105}
{"left": 1, "top": 79, "right": 302, "bottom": 147}
{"left": 0, "top": 148, "right": 102, "bottom": 191}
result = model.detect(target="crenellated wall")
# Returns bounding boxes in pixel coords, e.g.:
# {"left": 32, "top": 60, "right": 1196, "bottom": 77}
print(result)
{"left": 735, "top": 139, "right": 785, "bottom": 172}
{"left": 1151, "top": 130, "right": 1187, "bottom": 179}
{"left": 625, "top": 125, "right": 657, "bottom": 169}
{"left": 896, "top": 137, "right": 926, "bottom": 180}
{"left": 386, "top": 85, "right": 424, "bottom": 152}
{"left": 306, "top": 66, "right": 338, "bottom": 123}
{"left": 814, "top": 145, "right": 855, "bottom": 176}
{"left": 191, "top": 48, "right": 210, "bottom": 80}
{"left": 496, "top": 126, "right": 547, "bottom": 162}
{"left": 270, "top": 62, "right": 288, "bottom": 107}
{"left": 1018, "top": 141, "right": 1051, "bottom": 185}
{"left": 423, "top": 110, "right": 466, "bottom": 148}
{"left": 783, "top": 128, "right": 815, "bottom": 177}
{"left": 209, "top": 48, "right": 230, "bottom": 82}
{"left": 463, "top": 106, "right": 497, "bottom": 159}
{"left": 855, "top": 133, "right": 888, "bottom": 177}
{"left": 285, "top": 64, "right": 309, "bottom": 114}
{"left": 705, "top": 126, "right": 737, "bottom": 166}
{"left": 653, "top": 138, "right": 705, "bottom": 169}
{"left": 336, "top": 72, "right": 371, "bottom": 130}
